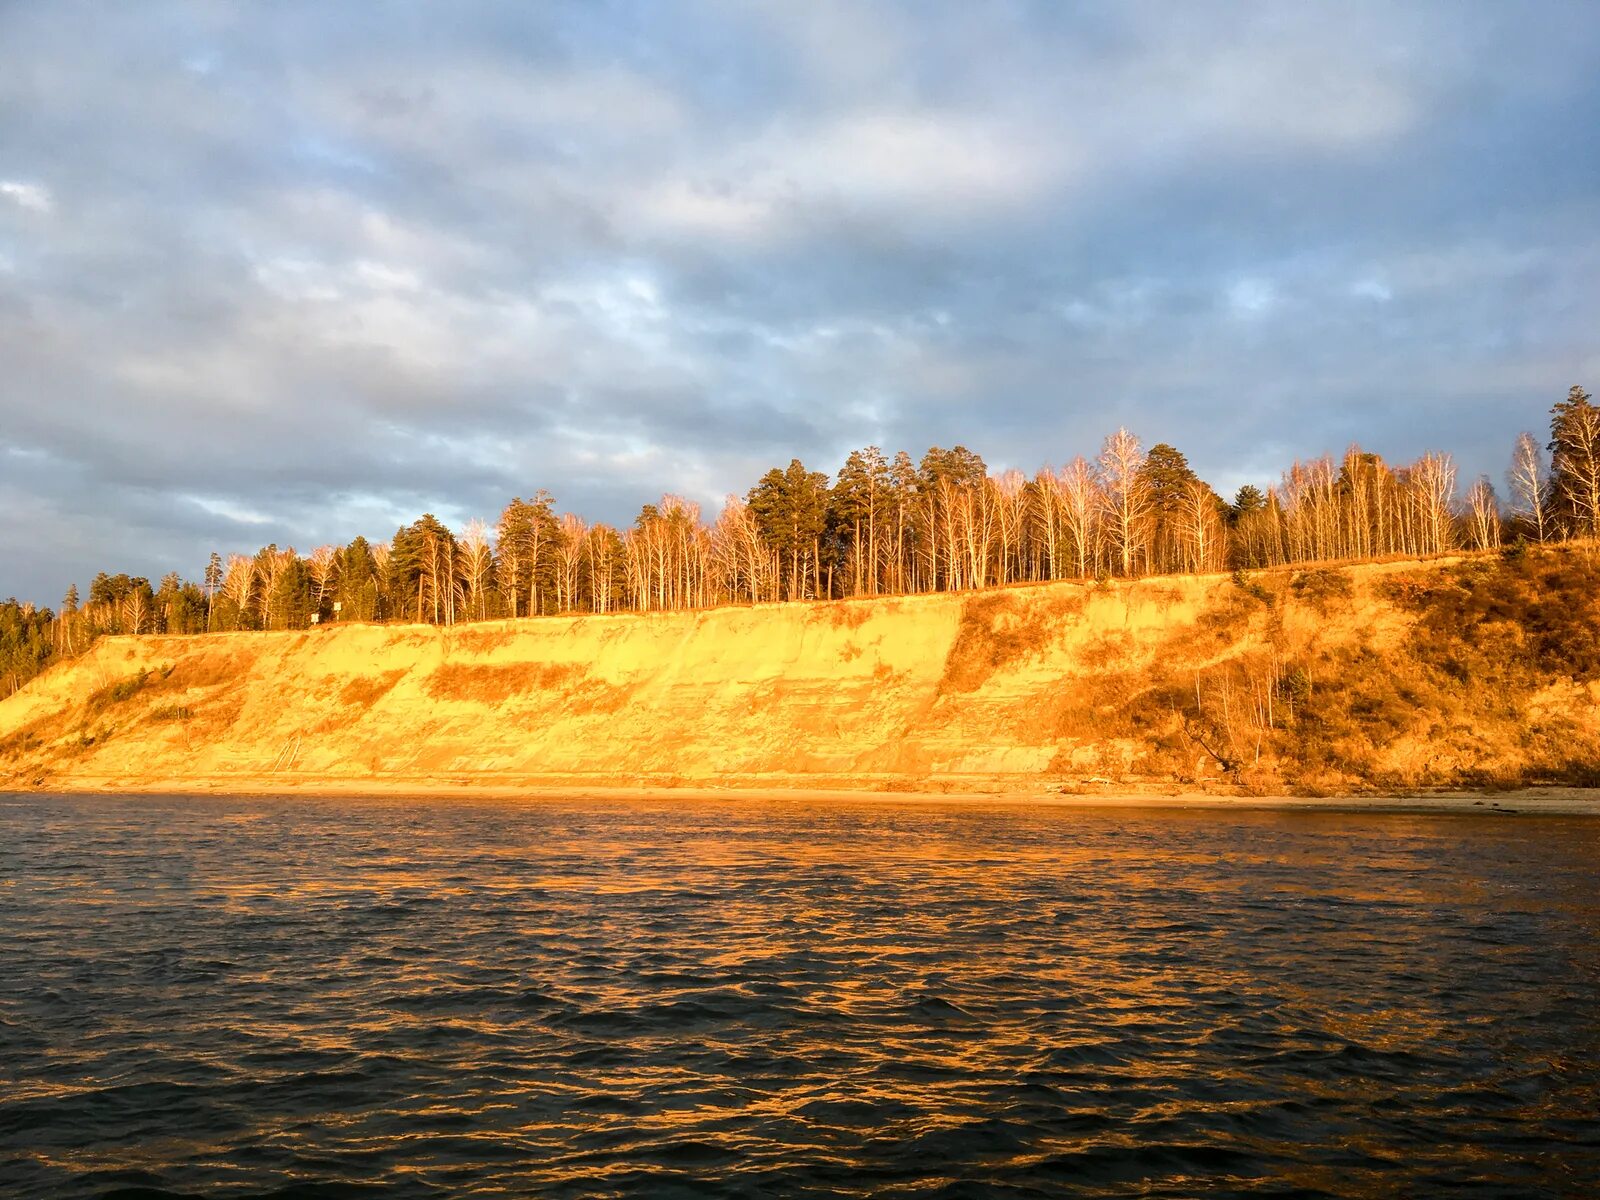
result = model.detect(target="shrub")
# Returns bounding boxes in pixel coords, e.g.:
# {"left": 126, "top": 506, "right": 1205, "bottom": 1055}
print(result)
{"left": 87, "top": 669, "right": 151, "bottom": 712}
{"left": 1230, "top": 569, "right": 1273, "bottom": 606}
{"left": 1290, "top": 568, "right": 1352, "bottom": 609}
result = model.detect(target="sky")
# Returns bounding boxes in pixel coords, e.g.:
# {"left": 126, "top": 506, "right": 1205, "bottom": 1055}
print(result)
{"left": 2, "top": 1, "right": 1598, "bottom": 605}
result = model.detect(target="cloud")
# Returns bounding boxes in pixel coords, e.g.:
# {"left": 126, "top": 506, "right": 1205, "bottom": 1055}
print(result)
{"left": 0, "top": 1, "right": 1598, "bottom": 603}
{"left": 0, "top": 180, "right": 52, "bottom": 213}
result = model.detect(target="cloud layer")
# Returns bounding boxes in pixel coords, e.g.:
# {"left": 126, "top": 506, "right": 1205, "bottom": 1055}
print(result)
{"left": 2, "top": 1, "right": 1598, "bottom": 602}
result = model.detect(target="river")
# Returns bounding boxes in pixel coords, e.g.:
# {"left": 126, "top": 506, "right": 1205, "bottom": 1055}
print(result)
{"left": 2, "top": 793, "right": 1597, "bottom": 1197}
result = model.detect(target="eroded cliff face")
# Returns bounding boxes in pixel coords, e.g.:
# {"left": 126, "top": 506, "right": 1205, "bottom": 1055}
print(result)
{"left": 4, "top": 551, "right": 1598, "bottom": 795}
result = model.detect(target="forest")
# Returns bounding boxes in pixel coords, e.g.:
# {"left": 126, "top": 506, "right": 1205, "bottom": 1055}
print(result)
{"left": 2, "top": 386, "right": 1597, "bottom": 699}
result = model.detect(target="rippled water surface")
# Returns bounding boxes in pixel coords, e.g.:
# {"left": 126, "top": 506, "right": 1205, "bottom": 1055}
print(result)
{"left": 3, "top": 794, "right": 1599, "bottom": 1198}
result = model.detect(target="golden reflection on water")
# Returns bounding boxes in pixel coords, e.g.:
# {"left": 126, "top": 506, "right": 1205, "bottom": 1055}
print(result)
{"left": 1, "top": 795, "right": 1598, "bottom": 1197}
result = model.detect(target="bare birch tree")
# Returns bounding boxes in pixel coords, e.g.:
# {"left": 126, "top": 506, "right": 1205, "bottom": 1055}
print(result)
{"left": 1507, "top": 431, "right": 1549, "bottom": 543}
{"left": 1098, "top": 428, "right": 1148, "bottom": 576}
{"left": 458, "top": 519, "right": 494, "bottom": 620}
{"left": 1464, "top": 476, "right": 1501, "bottom": 551}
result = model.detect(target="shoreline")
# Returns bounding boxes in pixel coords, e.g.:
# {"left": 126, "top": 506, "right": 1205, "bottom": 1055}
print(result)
{"left": 7, "top": 776, "right": 1599, "bottom": 815}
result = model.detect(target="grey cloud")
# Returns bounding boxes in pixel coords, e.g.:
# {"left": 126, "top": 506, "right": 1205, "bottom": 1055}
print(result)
{"left": 1, "top": 1, "right": 1598, "bottom": 603}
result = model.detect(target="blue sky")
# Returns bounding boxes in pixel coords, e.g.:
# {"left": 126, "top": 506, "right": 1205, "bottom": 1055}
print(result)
{"left": 2, "top": 1, "right": 1597, "bottom": 603}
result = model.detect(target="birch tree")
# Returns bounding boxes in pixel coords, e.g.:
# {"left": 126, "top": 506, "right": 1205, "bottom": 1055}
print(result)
{"left": 1507, "top": 431, "right": 1549, "bottom": 543}
{"left": 1098, "top": 428, "right": 1149, "bottom": 577}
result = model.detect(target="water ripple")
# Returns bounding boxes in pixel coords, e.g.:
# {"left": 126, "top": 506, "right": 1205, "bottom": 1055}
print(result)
{"left": 1, "top": 794, "right": 1598, "bottom": 1198}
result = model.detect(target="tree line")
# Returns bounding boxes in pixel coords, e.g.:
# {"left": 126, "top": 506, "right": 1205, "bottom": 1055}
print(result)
{"left": 4, "top": 385, "right": 1597, "bottom": 699}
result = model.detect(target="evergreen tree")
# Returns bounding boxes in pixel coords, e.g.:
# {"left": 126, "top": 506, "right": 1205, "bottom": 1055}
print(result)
{"left": 1549, "top": 385, "right": 1600, "bottom": 537}
{"left": 0, "top": 599, "right": 54, "bottom": 698}
{"left": 497, "top": 492, "right": 560, "bottom": 616}
{"left": 390, "top": 515, "right": 457, "bottom": 624}
{"left": 1137, "top": 443, "right": 1202, "bottom": 573}
{"left": 1231, "top": 485, "right": 1266, "bottom": 523}
{"left": 58, "top": 584, "right": 80, "bottom": 654}
{"left": 203, "top": 552, "right": 223, "bottom": 628}
{"left": 747, "top": 459, "right": 831, "bottom": 600}
{"left": 266, "top": 557, "right": 313, "bottom": 630}
{"left": 831, "top": 446, "right": 891, "bottom": 596}
{"left": 336, "top": 537, "right": 379, "bottom": 621}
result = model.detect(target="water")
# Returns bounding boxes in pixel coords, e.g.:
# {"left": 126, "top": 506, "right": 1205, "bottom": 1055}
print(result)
{"left": 2, "top": 794, "right": 1598, "bottom": 1199}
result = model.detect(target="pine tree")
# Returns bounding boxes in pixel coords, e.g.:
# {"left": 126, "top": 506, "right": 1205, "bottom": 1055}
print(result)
{"left": 390, "top": 516, "right": 457, "bottom": 624}
{"left": 497, "top": 492, "right": 560, "bottom": 617}
{"left": 831, "top": 446, "right": 890, "bottom": 596}
{"left": 747, "top": 460, "right": 831, "bottom": 600}
{"left": 1549, "top": 385, "right": 1600, "bottom": 537}
{"left": 1136, "top": 443, "right": 1202, "bottom": 573}
{"left": 58, "top": 584, "right": 80, "bottom": 654}
{"left": 336, "top": 537, "right": 379, "bottom": 621}
{"left": 203, "top": 552, "right": 223, "bottom": 628}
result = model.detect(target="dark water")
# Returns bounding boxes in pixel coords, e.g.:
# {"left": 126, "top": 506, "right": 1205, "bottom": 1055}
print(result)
{"left": 2, "top": 795, "right": 1599, "bottom": 1199}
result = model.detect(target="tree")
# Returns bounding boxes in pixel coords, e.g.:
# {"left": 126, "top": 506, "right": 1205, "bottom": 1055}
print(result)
{"left": 155, "top": 572, "right": 182, "bottom": 633}
{"left": 218, "top": 554, "right": 256, "bottom": 631}
{"left": 497, "top": 493, "right": 559, "bottom": 616}
{"left": 1136, "top": 443, "right": 1199, "bottom": 574}
{"left": 265, "top": 555, "right": 313, "bottom": 630}
{"left": 458, "top": 519, "right": 495, "bottom": 619}
{"left": 915, "top": 446, "right": 988, "bottom": 591}
{"left": 832, "top": 446, "right": 890, "bottom": 596}
{"left": 335, "top": 537, "right": 379, "bottom": 622}
{"left": 886, "top": 451, "right": 919, "bottom": 593}
{"left": 0, "top": 599, "right": 54, "bottom": 698}
{"left": 1507, "top": 431, "right": 1549, "bottom": 543}
{"left": 252, "top": 545, "right": 297, "bottom": 631}
{"left": 58, "top": 584, "right": 80, "bottom": 654}
{"left": 1057, "top": 457, "right": 1102, "bottom": 579}
{"left": 991, "top": 469, "right": 1028, "bottom": 585}
{"left": 306, "top": 545, "right": 339, "bottom": 620}
{"left": 1549, "top": 385, "right": 1600, "bottom": 537}
{"left": 1180, "top": 478, "right": 1229, "bottom": 572}
{"left": 1464, "top": 476, "right": 1501, "bottom": 551}
{"left": 747, "top": 460, "right": 831, "bottom": 600}
{"left": 390, "top": 516, "right": 456, "bottom": 624}
{"left": 1410, "top": 453, "right": 1457, "bottom": 555}
{"left": 119, "top": 581, "right": 153, "bottom": 634}
{"left": 1230, "top": 485, "right": 1281, "bottom": 568}
{"left": 369, "top": 541, "right": 393, "bottom": 618}
{"left": 584, "top": 524, "right": 625, "bottom": 613}
{"left": 203, "top": 552, "right": 223, "bottom": 629}
{"left": 710, "top": 495, "right": 771, "bottom": 603}
{"left": 1098, "top": 427, "right": 1149, "bottom": 576}
{"left": 1231, "top": 486, "right": 1266, "bottom": 522}
{"left": 88, "top": 572, "right": 154, "bottom": 635}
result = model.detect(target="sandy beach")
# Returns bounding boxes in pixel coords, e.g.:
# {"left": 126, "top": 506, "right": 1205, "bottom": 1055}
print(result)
{"left": 10, "top": 775, "right": 1599, "bottom": 815}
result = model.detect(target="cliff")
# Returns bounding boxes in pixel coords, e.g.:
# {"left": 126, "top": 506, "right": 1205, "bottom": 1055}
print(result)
{"left": 4, "top": 548, "right": 1599, "bottom": 796}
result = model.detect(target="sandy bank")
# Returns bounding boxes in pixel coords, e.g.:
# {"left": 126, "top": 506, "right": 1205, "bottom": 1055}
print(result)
{"left": 10, "top": 776, "right": 1599, "bottom": 816}
{"left": 4, "top": 552, "right": 1599, "bottom": 799}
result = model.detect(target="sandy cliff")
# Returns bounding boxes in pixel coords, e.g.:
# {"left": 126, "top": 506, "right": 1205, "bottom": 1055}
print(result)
{"left": 4, "top": 550, "right": 1599, "bottom": 796}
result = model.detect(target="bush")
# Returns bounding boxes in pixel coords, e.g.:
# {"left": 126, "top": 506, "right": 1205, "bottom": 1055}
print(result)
{"left": 1230, "top": 569, "right": 1273, "bottom": 606}
{"left": 87, "top": 669, "right": 150, "bottom": 712}
{"left": 1290, "top": 568, "right": 1352, "bottom": 609}
{"left": 1391, "top": 550, "right": 1600, "bottom": 681}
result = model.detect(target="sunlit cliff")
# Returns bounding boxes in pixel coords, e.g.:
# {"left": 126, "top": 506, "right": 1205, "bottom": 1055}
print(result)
{"left": 4, "top": 548, "right": 1599, "bottom": 796}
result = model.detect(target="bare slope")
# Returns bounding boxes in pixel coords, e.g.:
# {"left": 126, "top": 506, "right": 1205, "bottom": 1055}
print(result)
{"left": 4, "top": 550, "right": 1599, "bottom": 795}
